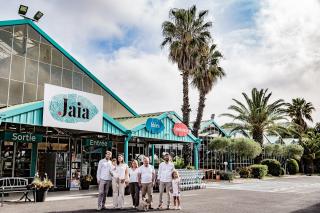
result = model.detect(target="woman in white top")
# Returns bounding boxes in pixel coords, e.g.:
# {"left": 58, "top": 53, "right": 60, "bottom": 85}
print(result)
{"left": 114, "top": 154, "right": 129, "bottom": 209}
{"left": 129, "top": 160, "right": 140, "bottom": 208}
{"left": 111, "top": 158, "right": 119, "bottom": 208}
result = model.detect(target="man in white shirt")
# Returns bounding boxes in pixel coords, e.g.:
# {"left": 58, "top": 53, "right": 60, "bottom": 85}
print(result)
{"left": 96, "top": 151, "right": 113, "bottom": 211}
{"left": 158, "top": 153, "right": 175, "bottom": 209}
{"left": 138, "top": 156, "right": 155, "bottom": 209}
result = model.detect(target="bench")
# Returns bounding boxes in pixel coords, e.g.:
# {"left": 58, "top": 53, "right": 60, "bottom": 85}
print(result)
{"left": 0, "top": 177, "right": 35, "bottom": 207}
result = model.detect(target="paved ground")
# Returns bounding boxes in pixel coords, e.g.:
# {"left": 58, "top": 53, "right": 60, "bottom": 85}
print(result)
{"left": 2, "top": 175, "right": 320, "bottom": 213}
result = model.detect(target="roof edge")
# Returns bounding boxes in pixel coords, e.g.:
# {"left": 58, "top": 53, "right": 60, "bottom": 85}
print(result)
{"left": 0, "top": 19, "right": 138, "bottom": 117}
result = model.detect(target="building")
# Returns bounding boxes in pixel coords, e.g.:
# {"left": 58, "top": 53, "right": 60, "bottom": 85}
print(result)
{"left": 0, "top": 19, "right": 200, "bottom": 190}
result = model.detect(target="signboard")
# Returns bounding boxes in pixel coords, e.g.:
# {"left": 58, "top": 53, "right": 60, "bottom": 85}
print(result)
{"left": 173, "top": 123, "right": 189, "bottom": 137}
{"left": 84, "top": 139, "right": 112, "bottom": 148}
{"left": 0, "top": 132, "right": 43, "bottom": 143}
{"left": 43, "top": 84, "right": 103, "bottom": 132}
{"left": 145, "top": 118, "right": 164, "bottom": 134}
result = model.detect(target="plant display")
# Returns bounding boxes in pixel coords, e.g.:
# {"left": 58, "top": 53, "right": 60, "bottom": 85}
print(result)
{"left": 173, "top": 156, "right": 185, "bottom": 169}
{"left": 82, "top": 174, "right": 93, "bottom": 182}
{"left": 218, "top": 171, "right": 234, "bottom": 181}
{"left": 32, "top": 173, "right": 53, "bottom": 190}
{"left": 239, "top": 167, "right": 251, "bottom": 178}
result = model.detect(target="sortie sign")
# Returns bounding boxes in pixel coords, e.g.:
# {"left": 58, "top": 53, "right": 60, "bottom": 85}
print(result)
{"left": 173, "top": 123, "right": 189, "bottom": 137}
{"left": 0, "top": 132, "right": 43, "bottom": 143}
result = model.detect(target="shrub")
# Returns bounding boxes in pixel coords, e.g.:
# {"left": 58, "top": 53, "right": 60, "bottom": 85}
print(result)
{"left": 249, "top": 164, "right": 268, "bottom": 179}
{"left": 280, "top": 167, "right": 285, "bottom": 176}
{"left": 287, "top": 158, "right": 299, "bottom": 175}
{"left": 173, "top": 156, "right": 184, "bottom": 169}
{"left": 209, "top": 137, "right": 231, "bottom": 152}
{"left": 284, "top": 144, "right": 304, "bottom": 160}
{"left": 261, "top": 159, "right": 281, "bottom": 176}
{"left": 239, "top": 167, "right": 251, "bottom": 178}
{"left": 218, "top": 171, "right": 234, "bottom": 181}
{"left": 231, "top": 138, "right": 262, "bottom": 159}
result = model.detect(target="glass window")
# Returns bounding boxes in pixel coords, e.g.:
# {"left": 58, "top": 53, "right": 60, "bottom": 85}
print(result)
{"left": 37, "top": 85, "right": 44, "bottom": 100}
{"left": 38, "top": 62, "right": 50, "bottom": 85}
{"left": 13, "top": 26, "right": 27, "bottom": 57}
{"left": 23, "top": 83, "right": 37, "bottom": 103}
{"left": 40, "top": 35, "right": 50, "bottom": 45}
{"left": 0, "top": 55, "right": 11, "bottom": 79}
{"left": 51, "top": 48, "right": 62, "bottom": 67}
{"left": 25, "top": 59, "right": 38, "bottom": 84}
{"left": 51, "top": 66, "right": 62, "bottom": 86}
{"left": 62, "top": 69, "right": 72, "bottom": 88}
{"left": 10, "top": 55, "right": 25, "bottom": 81}
{"left": 63, "top": 56, "right": 73, "bottom": 70}
{"left": 27, "top": 26, "right": 40, "bottom": 41}
{"left": 26, "top": 39, "right": 39, "bottom": 60}
{"left": 0, "top": 26, "right": 13, "bottom": 33}
{"left": 72, "top": 72, "right": 82, "bottom": 91}
{"left": 39, "top": 43, "right": 51, "bottom": 64}
{"left": 0, "top": 78, "right": 8, "bottom": 105}
{"left": 92, "top": 82, "right": 101, "bottom": 95}
{"left": 9, "top": 80, "right": 23, "bottom": 105}
{"left": 74, "top": 66, "right": 83, "bottom": 73}
{"left": 83, "top": 76, "right": 92, "bottom": 93}
{"left": 0, "top": 29, "right": 13, "bottom": 52}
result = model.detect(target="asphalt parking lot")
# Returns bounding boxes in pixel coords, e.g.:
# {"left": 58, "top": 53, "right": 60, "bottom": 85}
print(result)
{"left": 2, "top": 175, "right": 320, "bottom": 213}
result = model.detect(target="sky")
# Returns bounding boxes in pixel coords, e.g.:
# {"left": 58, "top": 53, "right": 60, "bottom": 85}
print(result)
{"left": 1, "top": 0, "right": 320, "bottom": 125}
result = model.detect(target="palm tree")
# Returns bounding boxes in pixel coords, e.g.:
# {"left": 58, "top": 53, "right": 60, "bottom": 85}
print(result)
{"left": 191, "top": 44, "right": 225, "bottom": 137}
{"left": 222, "top": 88, "right": 287, "bottom": 147}
{"left": 300, "top": 131, "right": 320, "bottom": 174}
{"left": 161, "top": 5, "right": 212, "bottom": 165}
{"left": 285, "top": 98, "right": 315, "bottom": 134}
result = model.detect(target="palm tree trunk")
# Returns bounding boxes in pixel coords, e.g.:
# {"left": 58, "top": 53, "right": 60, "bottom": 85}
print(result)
{"left": 181, "top": 70, "right": 192, "bottom": 166}
{"left": 192, "top": 90, "right": 206, "bottom": 137}
{"left": 253, "top": 129, "right": 263, "bottom": 163}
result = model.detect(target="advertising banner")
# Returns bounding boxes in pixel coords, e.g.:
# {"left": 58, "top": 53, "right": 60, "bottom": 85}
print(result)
{"left": 43, "top": 84, "right": 103, "bottom": 132}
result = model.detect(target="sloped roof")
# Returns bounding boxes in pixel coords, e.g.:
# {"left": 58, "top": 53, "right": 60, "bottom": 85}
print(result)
{"left": 116, "top": 111, "right": 199, "bottom": 143}
{"left": 0, "top": 19, "right": 138, "bottom": 117}
{"left": 0, "top": 101, "right": 126, "bottom": 135}
{"left": 196, "top": 119, "right": 230, "bottom": 137}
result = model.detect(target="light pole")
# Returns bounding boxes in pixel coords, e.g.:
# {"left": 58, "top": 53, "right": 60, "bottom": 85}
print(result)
{"left": 18, "top": 5, "right": 44, "bottom": 22}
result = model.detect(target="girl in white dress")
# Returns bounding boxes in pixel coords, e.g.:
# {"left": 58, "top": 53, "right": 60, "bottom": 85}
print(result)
{"left": 111, "top": 158, "right": 119, "bottom": 208}
{"left": 115, "top": 154, "right": 129, "bottom": 209}
{"left": 171, "top": 170, "right": 181, "bottom": 210}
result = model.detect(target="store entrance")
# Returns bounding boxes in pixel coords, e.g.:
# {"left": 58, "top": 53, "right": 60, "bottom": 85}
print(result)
{"left": 37, "top": 138, "right": 70, "bottom": 190}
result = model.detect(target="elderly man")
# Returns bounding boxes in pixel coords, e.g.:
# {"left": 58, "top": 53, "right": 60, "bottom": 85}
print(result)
{"left": 157, "top": 153, "right": 175, "bottom": 209}
{"left": 138, "top": 156, "right": 155, "bottom": 209}
{"left": 96, "top": 151, "right": 113, "bottom": 211}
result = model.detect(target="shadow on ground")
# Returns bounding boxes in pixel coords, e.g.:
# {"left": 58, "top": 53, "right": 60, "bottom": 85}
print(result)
{"left": 291, "top": 203, "right": 320, "bottom": 213}
{"left": 47, "top": 208, "right": 174, "bottom": 213}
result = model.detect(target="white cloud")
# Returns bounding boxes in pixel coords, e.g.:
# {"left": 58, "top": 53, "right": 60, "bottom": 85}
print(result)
{"left": 1, "top": 0, "right": 319, "bottom": 126}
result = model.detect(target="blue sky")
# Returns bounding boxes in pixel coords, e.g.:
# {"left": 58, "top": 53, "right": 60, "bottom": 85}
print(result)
{"left": 1, "top": 0, "right": 319, "bottom": 124}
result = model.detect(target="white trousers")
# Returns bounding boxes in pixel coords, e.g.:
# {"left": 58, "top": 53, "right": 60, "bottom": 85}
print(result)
{"left": 112, "top": 178, "right": 126, "bottom": 208}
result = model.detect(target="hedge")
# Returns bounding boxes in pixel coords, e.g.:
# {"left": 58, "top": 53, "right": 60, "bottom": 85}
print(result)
{"left": 239, "top": 167, "right": 251, "bottom": 178}
{"left": 287, "top": 158, "right": 299, "bottom": 175}
{"left": 261, "top": 159, "right": 281, "bottom": 176}
{"left": 249, "top": 164, "right": 268, "bottom": 179}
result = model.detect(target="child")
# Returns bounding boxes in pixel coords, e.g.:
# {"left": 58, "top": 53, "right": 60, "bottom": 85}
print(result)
{"left": 171, "top": 170, "right": 181, "bottom": 210}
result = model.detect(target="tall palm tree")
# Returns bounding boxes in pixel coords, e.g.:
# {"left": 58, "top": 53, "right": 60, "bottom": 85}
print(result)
{"left": 222, "top": 88, "right": 287, "bottom": 147}
{"left": 161, "top": 5, "right": 212, "bottom": 165}
{"left": 285, "top": 98, "right": 315, "bottom": 134}
{"left": 300, "top": 131, "right": 320, "bottom": 174}
{"left": 191, "top": 44, "right": 225, "bottom": 137}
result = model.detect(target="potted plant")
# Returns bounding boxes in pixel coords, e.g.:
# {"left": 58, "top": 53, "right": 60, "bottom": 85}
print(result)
{"left": 32, "top": 173, "right": 53, "bottom": 202}
{"left": 81, "top": 174, "right": 93, "bottom": 190}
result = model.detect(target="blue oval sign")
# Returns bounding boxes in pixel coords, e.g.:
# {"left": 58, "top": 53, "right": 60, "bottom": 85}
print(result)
{"left": 146, "top": 118, "right": 164, "bottom": 134}
{"left": 49, "top": 94, "right": 99, "bottom": 123}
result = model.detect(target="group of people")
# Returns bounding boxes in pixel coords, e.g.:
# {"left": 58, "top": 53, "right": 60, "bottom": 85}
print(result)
{"left": 96, "top": 151, "right": 182, "bottom": 211}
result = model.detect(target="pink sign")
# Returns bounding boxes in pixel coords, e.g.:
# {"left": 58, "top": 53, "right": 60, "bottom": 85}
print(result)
{"left": 173, "top": 123, "right": 189, "bottom": 137}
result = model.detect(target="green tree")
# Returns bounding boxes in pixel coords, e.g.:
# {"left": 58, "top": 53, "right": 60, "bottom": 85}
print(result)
{"left": 285, "top": 98, "right": 315, "bottom": 134}
{"left": 191, "top": 44, "right": 225, "bottom": 137}
{"left": 300, "top": 131, "right": 320, "bottom": 174}
{"left": 161, "top": 5, "right": 212, "bottom": 165}
{"left": 222, "top": 88, "right": 287, "bottom": 162}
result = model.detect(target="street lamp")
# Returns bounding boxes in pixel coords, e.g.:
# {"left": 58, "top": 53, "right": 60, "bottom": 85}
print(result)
{"left": 18, "top": 5, "right": 44, "bottom": 22}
